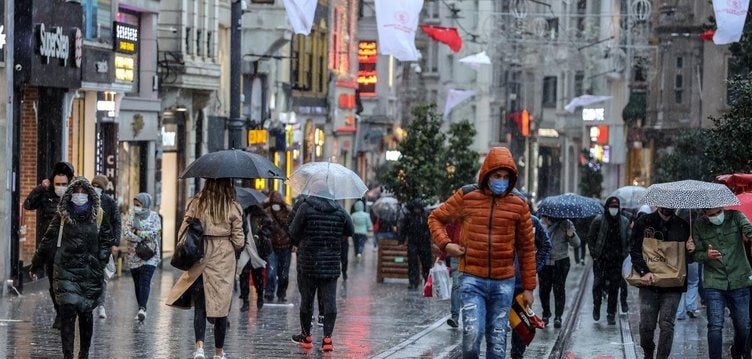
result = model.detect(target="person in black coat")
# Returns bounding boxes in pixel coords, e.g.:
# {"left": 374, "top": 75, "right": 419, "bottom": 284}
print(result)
{"left": 239, "top": 205, "right": 273, "bottom": 311}
{"left": 90, "top": 175, "right": 121, "bottom": 319}
{"left": 400, "top": 199, "right": 432, "bottom": 290}
{"left": 30, "top": 177, "right": 112, "bottom": 359}
{"left": 23, "top": 161, "right": 74, "bottom": 329}
{"left": 289, "top": 193, "right": 354, "bottom": 352}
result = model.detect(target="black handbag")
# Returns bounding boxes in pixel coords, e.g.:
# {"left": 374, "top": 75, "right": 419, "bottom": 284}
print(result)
{"left": 135, "top": 239, "right": 156, "bottom": 260}
{"left": 171, "top": 217, "right": 204, "bottom": 271}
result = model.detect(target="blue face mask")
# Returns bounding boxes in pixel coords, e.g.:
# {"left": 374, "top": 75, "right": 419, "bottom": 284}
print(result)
{"left": 489, "top": 178, "right": 509, "bottom": 195}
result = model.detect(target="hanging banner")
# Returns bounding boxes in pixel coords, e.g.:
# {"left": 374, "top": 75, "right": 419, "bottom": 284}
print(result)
{"left": 420, "top": 25, "right": 463, "bottom": 53}
{"left": 459, "top": 51, "right": 492, "bottom": 70}
{"left": 712, "top": 0, "right": 750, "bottom": 44}
{"left": 374, "top": 0, "right": 423, "bottom": 61}
{"left": 564, "top": 95, "right": 612, "bottom": 113}
{"left": 443, "top": 89, "right": 476, "bottom": 122}
{"left": 282, "top": 0, "right": 318, "bottom": 35}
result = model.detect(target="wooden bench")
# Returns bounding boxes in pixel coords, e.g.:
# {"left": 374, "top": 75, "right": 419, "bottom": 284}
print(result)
{"left": 377, "top": 239, "right": 409, "bottom": 283}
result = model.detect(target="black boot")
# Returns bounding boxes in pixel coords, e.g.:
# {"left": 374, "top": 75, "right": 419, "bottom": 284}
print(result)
{"left": 240, "top": 301, "right": 250, "bottom": 312}
{"left": 593, "top": 305, "right": 601, "bottom": 321}
{"left": 52, "top": 314, "right": 61, "bottom": 330}
{"left": 621, "top": 300, "right": 629, "bottom": 314}
{"left": 607, "top": 315, "right": 616, "bottom": 325}
{"left": 257, "top": 295, "right": 264, "bottom": 310}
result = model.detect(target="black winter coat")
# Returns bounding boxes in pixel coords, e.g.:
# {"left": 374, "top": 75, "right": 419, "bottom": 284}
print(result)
{"left": 289, "top": 196, "right": 354, "bottom": 278}
{"left": 99, "top": 193, "right": 122, "bottom": 246}
{"left": 23, "top": 185, "right": 61, "bottom": 254}
{"left": 31, "top": 177, "right": 112, "bottom": 313}
{"left": 399, "top": 212, "right": 430, "bottom": 246}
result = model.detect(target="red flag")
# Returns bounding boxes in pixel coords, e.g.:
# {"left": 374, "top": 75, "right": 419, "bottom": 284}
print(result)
{"left": 700, "top": 29, "right": 716, "bottom": 41}
{"left": 420, "top": 25, "right": 463, "bottom": 53}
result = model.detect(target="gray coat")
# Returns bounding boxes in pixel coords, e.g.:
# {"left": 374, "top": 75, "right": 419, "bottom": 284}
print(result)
{"left": 545, "top": 219, "right": 580, "bottom": 264}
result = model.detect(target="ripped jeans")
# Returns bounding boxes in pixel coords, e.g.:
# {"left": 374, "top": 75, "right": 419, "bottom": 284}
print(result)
{"left": 459, "top": 274, "right": 515, "bottom": 359}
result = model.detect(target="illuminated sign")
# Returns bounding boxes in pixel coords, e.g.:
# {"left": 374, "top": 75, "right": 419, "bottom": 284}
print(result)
{"left": 582, "top": 108, "right": 605, "bottom": 122}
{"left": 248, "top": 129, "right": 268, "bottom": 145}
{"left": 115, "top": 55, "right": 134, "bottom": 82}
{"left": 113, "top": 22, "right": 139, "bottom": 54}
{"left": 588, "top": 125, "right": 609, "bottom": 145}
{"left": 358, "top": 41, "right": 377, "bottom": 95}
{"left": 537, "top": 128, "right": 559, "bottom": 138}
{"left": 590, "top": 144, "right": 611, "bottom": 163}
{"left": 385, "top": 150, "right": 401, "bottom": 161}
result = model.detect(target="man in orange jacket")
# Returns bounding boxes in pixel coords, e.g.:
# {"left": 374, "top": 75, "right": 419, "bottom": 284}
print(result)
{"left": 428, "top": 147, "right": 536, "bottom": 359}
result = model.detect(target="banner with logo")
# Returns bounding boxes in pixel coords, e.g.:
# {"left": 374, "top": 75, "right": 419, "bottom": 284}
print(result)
{"left": 282, "top": 0, "right": 318, "bottom": 35}
{"left": 374, "top": 0, "right": 423, "bottom": 61}
{"left": 712, "top": 0, "right": 750, "bottom": 44}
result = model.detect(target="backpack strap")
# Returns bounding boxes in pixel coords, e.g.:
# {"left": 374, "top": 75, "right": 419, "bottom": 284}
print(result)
{"left": 460, "top": 184, "right": 480, "bottom": 195}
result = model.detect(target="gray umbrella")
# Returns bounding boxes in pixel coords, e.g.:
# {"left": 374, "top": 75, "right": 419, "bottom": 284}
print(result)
{"left": 180, "top": 149, "right": 284, "bottom": 179}
{"left": 640, "top": 180, "right": 740, "bottom": 209}
{"left": 235, "top": 187, "right": 267, "bottom": 209}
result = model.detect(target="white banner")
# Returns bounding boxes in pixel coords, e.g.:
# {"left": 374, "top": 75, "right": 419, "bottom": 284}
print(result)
{"left": 443, "top": 89, "right": 477, "bottom": 122}
{"left": 564, "top": 95, "right": 612, "bottom": 113}
{"left": 712, "top": 0, "right": 750, "bottom": 44}
{"left": 375, "top": 0, "right": 423, "bottom": 61}
{"left": 283, "top": 0, "right": 318, "bottom": 35}
{"left": 459, "top": 51, "right": 492, "bottom": 70}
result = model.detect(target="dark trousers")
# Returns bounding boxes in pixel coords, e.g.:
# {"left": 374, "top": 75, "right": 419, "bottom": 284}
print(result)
{"left": 60, "top": 304, "right": 93, "bottom": 359}
{"left": 192, "top": 276, "right": 228, "bottom": 349}
{"left": 340, "top": 238, "right": 349, "bottom": 278}
{"left": 592, "top": 259, "right": 622, "bottom": 316}
{"left": 638, "top": 288, "right": 681, "bottom": 359}
{"left": 539, "top": 258, "right": 570, "bottom": 318}
{"left": 47, "top": 263, "right": 59, "bottom": 316}
{"left": 408, "top": 242, "right": 432, "bottom": 288}
{"left": 574, "top": 244, "right": 587, "bottom": 264}
{"left": 239, "top": 262, "right": 265, "bottom": 304}
{"left": 353, "top": 233, "right": 367, "bottom": 255}
{"left": 264, "top": 247, "right": 292, "bottom": 300}
{"left": 130, "top": 265, "right": 156, "bottom": 309}
{"left": 298, "top": 274, "right": 338, "bottom": 337}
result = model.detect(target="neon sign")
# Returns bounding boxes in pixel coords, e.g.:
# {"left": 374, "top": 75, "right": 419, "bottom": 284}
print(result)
{"left": 358, "top": 41, "right": 378, "bottom": 95}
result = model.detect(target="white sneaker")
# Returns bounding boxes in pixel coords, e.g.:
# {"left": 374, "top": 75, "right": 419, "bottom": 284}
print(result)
{"left": 213, "top": 354, "right": 226, "bottom": 359}
{"left": 193, "top": 348, "right": 205, "bottom": 359}
{"left": 97, "top": 306, "right": 107, "bottom": 319}
{"left": 137, "top": 308, "right": 146, "bottom": 321}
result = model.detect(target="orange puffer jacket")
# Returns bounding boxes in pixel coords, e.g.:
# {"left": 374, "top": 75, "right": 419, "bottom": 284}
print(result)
{"left": 428, "top": 147, "right": 537, "bottom": 290}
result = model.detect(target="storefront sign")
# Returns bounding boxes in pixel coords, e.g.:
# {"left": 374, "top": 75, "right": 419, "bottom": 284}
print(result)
{"left": 357, "top": 41, "right": 378, "bottom": 95}
{"left": 582, "top": 108, "right": 605, "bottom": 122}
{"left": 588, "top": 125, "right": 609, "bottom": 145}
{"left": 113, "top": 22, "right": 139, "bottom": 54}
{"left": 115, "top": 55, "right": 135, "bottom": 82}
{"left": 248, "top": 129, "right": 268, "bottom": 145}
{"left": 38, "top": 24, "right": 70, "bottom": 64}
{"left": 96, "top": 122, "right": 119, "bottom": 195}
{"left": 82, "top": 47, "right": 113, "bottom": 84}
{"left": 385, "top": 150, "right": 401, "bottom": 161}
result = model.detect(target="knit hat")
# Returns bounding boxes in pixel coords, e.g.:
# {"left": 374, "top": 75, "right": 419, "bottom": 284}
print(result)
{"left": 92, "top": 175, "right": 109, "bottom": 189}
{"left": 605, "top": 196, "right": 620, "bottom": 207}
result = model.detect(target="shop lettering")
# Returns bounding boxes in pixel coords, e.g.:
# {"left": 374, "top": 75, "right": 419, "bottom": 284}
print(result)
{"left": 38, "top": 24, "right": 70, "bottom": 66}
{"left": 105, "top": 155, "right": 116, "bottom": 178}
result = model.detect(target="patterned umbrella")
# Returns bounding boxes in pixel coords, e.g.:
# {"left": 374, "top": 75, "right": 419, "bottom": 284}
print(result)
{"left": 610, "top": 186, "right": 647, "bottom": 209}
{"left": 640, "top": 180, "right": 740, "bottom": 209}
{"left": 536, "top": 193, "right": 603, "bottom": 219}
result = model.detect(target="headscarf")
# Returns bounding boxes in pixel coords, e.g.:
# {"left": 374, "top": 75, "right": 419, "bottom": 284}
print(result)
{"left": 134, "top": 193, "right": 152, "bottom": 221}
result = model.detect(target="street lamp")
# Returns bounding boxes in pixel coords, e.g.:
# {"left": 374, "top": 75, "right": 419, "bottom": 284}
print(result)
{"left": 228, "top": 0, "right": 246, "bottom": 150}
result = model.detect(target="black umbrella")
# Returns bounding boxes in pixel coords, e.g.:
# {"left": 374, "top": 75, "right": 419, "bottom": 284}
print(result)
{"left": 235, "top": 187, "right": 267, "bottom": 209}
{"left": 180, "top": 149, "right": 284, "bottom": 179}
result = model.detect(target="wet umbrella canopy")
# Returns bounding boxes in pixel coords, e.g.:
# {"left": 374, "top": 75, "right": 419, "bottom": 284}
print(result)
{"left": 180, "top": 149, "right": 284, "bottom": 179}
{"left": 610, "top": 186, "right": 646, "bottom": 209}
{"left": 287, "top": 162, "right": 368, "bottom": 200}
{"left": 537, "top": 193, "right": 603, "bottom": 219}
{"left": 371, "top": 196, "right": 401, "bottom": 222}
{"left": 640, "top": 180, "right": 740, "bottom": 209}
{"left": 235, "top": 187, "right": 267, "bottom": 209}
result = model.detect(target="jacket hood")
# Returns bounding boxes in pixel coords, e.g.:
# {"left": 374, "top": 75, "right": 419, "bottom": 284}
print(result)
{"left": 306, "top": 196, "right": 339, "bottom": 213}
{"left": 268, "top": 191, "right": 286, "bottom": 205}
{"left": 353, "top": 200, "right": 365, "bottom": 212}
{"left": 478, "top": 147, "right": 518, "bottom": 196}
{"left": 58, "top": 176, "right": 100, "bottom": 224}
{"left": 604, "top": 196, "right": 620, "bottom": 211}
{"left": 134, "top": 192, "right": 153, "bottom": 210}
{"left": 51, "top": 162, "right": 75, "bottom": 182}
{"left": 406, "top": 199, "right": 424, "bottom": 212}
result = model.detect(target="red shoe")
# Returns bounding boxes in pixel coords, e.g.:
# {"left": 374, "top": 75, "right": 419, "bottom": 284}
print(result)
{"left": 322, "top": 336, "right": 334, "bottom": 352}
{"left": 292, "top": 334, "right": 313, "bottom": 349}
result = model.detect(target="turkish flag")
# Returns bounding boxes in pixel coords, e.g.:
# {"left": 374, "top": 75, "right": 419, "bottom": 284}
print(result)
{"left": 700, "top": 29, "right": 716, "bottom": 41}
{"left": 420, "top": 25, "right": 463, "bottom": 53}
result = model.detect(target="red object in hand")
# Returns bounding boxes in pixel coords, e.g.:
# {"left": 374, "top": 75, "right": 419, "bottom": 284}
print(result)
{"left": 700, "top": 29, "right": 716, "bottom": 41}
{"left": 423, "top": 273, "right": 433, "bottom": 297}
{"left": 420, "top": 25, "right": 463, "bottom": 53}
{"left": 509, "top": 293, "right": 544, "bottom": 346}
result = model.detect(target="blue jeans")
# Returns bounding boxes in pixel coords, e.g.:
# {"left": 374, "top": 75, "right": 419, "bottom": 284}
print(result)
{"left": 706, "top": 287, "right": 751, "bottom": 359}
{"left": 676, "top": 262, "right": 700, "bottom": 317}
{"left": 265, "top": 247, "right": 292, "bottom": 300}
{"left": 353, "top": 233, "right": 367, "bottom": 255}
{"left": 130, "top": 265, "right": 156, "bottom": 310}
{"left": 449, "top": 258, "right": 460, "bottom": 320}
{"left": 459, "top": 274, "right": 515, "bottom": 359}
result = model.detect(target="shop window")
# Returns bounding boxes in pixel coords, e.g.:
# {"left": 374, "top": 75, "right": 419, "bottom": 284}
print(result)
{"left": 83, "top": 0, "right": 113, "bottom": 42}
{"left": 542, "top": 76, "right": 557, "bottom": 108}
{"left": 575, "top": 71, "right": 584, "bottom": 97}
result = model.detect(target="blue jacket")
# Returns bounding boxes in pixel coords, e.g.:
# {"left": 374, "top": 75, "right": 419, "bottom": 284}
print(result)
{"left": 515, "top": 215, "right": 552, "bottom": 289}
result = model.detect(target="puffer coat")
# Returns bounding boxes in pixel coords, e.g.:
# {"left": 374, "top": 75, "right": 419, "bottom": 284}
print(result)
{"left": 428, "top": 147, "right": 537, "bottom": 290}
{"left": 264, "top": 191, "right": 292, "bottom": 249}
{"left": 31, "top": 177, "right": 112, "bottom": 313}
{"left": 289, "top": 196, "right": 354, "bottom": 278}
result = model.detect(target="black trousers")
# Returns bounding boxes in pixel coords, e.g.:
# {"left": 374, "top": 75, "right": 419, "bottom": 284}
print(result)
{"left": 192, "top": 276, "right": 228, "bottom": 349}
{"left": 340, "top": 238, "right": 349, "bottom": 278}
{"left": 539, "top": 258, "right": 571, "bottom": 318}
{"left": 239, "top": 262, "right": 264, "bottom": 304}
{"left": 47, "top": 263, "right": 59, "bottom": 316}
{"left": 407, "top": 242, "right": 432, "bottom": 288}
{"left": 60, "top": 304, "right": 93, "bottom": 359}
{"left": 574, "top": 244, "right": 587, "bottom": 264}
{"left": 593, "top": 259, "right": 622, "bottom": 316}
{"left": 298, "top": 274, "right": 338, "bottom": 337}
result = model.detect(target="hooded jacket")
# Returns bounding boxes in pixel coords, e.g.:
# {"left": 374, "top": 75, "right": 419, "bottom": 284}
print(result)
{"left": 587, "top": 196, "right": 631, "bottom": 261}
{"left": 30, "top": 176, "right": 112, "bottom": 313}
{"left": 428, "top": 147, "right": 537, "bottom": 290}
{"left": 289, "top": 196, "right": 354, "bottom": 278}
{"left": 350, "top": 200, "right": 374, "bottom": 235}
{"left": 124, "top": 193, "right": 161, "bottom": 269}
{"left": 399, "top": 199, "right": 431, "bottom": 246}
{"left": 92, "top": 175, "right": 121, "bottom": 246}
{"left": 24, "top": 162, "right": 76, "bottom": 251}
{"left": 264, "top": 191, "right": 292, "bottom": 249}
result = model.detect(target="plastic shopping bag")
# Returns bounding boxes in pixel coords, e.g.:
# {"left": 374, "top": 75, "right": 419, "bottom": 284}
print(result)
{"left": 104, "top": 255, "right": 116, "bottom": 280}
{"left": 423, "top": 272, "right": 433, "bottom": 297}
{"left": 430, "top": 262, "right": 451, "bottom": 300}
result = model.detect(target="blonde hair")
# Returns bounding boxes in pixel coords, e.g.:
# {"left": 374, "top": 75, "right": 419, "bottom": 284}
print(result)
{"left": 197, "top": 178, "right": 236, "bottom": 224}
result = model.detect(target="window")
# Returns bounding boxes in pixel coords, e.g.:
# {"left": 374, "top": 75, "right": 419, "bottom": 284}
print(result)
{"left": 676, "top": 57, "right": 683, "bottom": 69}
{"left": 675, "top": 90, "right": 683, "bottom": 104}
{"left": 542, "top": 76, "right": 557, "bottom": 108}
{"left": 83, "top": 0, "right": 113, "bottom": 42}
{"left": 575, "top": 71, "right": 584, "bottom": 97}
{"left": 675, "top": 74, "right": 683, "bottom": 89}
{"left": 185, "top": 27, "right": 192, "bottom": 55}
{"left": 197, "top": 30, "right": 203, "bottom": 57}
{"left": 206, "top": 32, "right": 213, "bottom": 58}
{"left": 547, "top": 18, "right": 559, "bottom": 40}
{"left": 430, "top": 42, "right": 439, "bottom": 73}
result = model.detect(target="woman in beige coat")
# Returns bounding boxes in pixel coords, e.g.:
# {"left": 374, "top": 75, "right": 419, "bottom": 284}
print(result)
{"left": 166, "top": 179, "right": 244, "bottom": 359}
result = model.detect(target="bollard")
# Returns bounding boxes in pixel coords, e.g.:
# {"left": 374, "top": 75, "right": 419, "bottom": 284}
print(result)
{"left": 117, "top": 256, "right": 123, "bottom": 277}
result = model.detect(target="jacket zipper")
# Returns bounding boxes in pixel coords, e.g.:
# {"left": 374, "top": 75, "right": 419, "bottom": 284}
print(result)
{"left": 488, "top": 197, "right": 496, "bottom": 278}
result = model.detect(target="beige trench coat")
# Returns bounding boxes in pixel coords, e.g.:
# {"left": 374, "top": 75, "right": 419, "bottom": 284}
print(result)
{"left": 166, "top": 196, "right": 245, "bottom": 317}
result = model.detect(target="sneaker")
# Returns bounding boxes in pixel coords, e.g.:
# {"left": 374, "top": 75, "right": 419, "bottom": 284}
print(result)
{"left": 317, "top": 315, "right": 324, "bottom": 327}
{"left": 97, "top": 306, "right": 107, "bottom": 319}
{"left": 554, "top": 317, "right": 562, "bottom": 329}
{"left": 607, "top": 315, "right": 616, "bottom": 325}
{"left": 193, "top": 348, "right": 205, "bottom": 359}
{"left": 446, "top": 318, "right": 459, "bottom": 328}
{"left": 137, "top": 308, "right": 146, "bottom": 321}
{"left": 322, "top": 336, "right": 334, "bottom": 352}
{"left": 291, "top": 334, "right": 313, "bottom": 349}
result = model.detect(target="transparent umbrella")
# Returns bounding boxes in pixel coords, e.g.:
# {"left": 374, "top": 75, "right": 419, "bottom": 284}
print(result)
{"left": 287, "top": 162, "right": 368, "bottom": 200}
{"left": 610, "top": 186, "right": 647, "bottom": 209}
{"left": 371, "top": 196, "right": 401, "bottom": 222}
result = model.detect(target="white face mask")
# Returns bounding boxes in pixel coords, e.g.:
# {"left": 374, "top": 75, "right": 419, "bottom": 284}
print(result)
{"left": 94, "top": 187, "right": 103, "bottom": 196}
{"left": 54, "top": 186, "right": 67, "bottom": 198}
{"left": 71, "top": 193, "right": 89, "bottom": 206}
{"left": 272, "top": 204, "right": 281, "bottom": 211}
{"left": 134, "top": 206, "right": 146, "bottom": 214}
{"left": 708, "top": 212, "right": 725, "bottom": 226}
{"left": 608, "top": 208, "right": 619, "bottom": 217}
